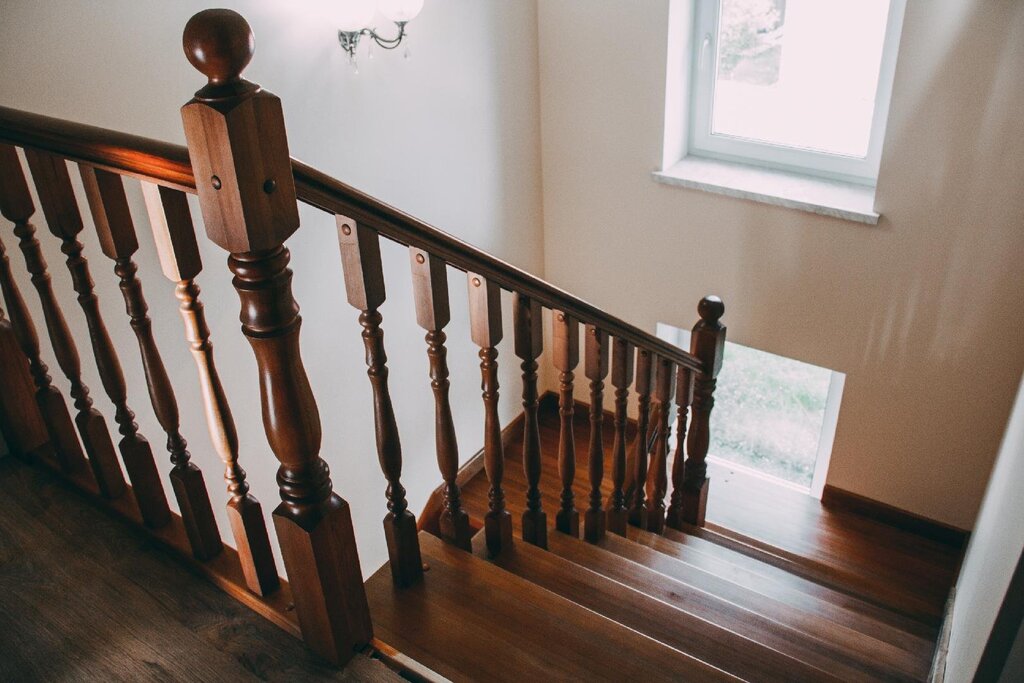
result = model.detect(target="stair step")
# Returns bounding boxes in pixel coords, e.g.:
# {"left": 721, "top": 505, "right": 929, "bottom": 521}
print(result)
{"left": 624, "top": 524, "right": 938, "bottom": 647}
{"left": 473, "top": 531, "right": 876, "bottom": 683}
{"left": 364, "top": 531, "right": 736, "bottom": 683}
{"left": 588, "top": 529, "right": 931, "bottom": 681}
{"left": 634, "top": 524, "right": 937, "bottom": 643}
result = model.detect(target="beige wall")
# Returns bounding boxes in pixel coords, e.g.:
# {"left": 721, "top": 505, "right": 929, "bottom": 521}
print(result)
{"left": 946, "top": 372, "right": 1024, "bottom": 681}
{"left": 536, "top": 0, "right": 1024, "bottom": 529}
{"left": 0, "top": 0, "right": 544, "bottom": 575}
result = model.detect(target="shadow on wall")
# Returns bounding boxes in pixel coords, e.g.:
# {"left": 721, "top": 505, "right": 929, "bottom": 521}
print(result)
{"left": 731, "top": 0, "right": 1024, "bottom": 525}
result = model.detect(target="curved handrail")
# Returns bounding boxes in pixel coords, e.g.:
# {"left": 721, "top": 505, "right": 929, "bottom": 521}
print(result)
{"left": 0, "top": 105, "right": 703, "bottom": 373}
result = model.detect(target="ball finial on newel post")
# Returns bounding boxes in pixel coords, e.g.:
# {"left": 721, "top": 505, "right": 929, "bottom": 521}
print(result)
{"left": 182, "top": 8, "right": 254, "bottom": 85}
{"left": 697, "top": 295, "right": 725, "bottom": 326}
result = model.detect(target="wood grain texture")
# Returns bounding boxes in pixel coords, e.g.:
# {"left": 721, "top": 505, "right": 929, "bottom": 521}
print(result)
{"left": 367, "top": 531, "right": 738, "bottom": 682}
{"left": 0, "top": 313, "right": 48, "bottom": 456}
{"left": 338, "top": 217, "right": 422, "bottom": 585}
{"left": 0, "top": 458, "right": 401, "bottom": 683}
{"left": 83, "top": 165, "right": 221, "bottom": 558}
{"left": 144, "top": 183, "right": 279, "bottom": 596}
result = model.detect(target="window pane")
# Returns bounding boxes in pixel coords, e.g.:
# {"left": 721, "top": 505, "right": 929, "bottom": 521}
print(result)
{"left": 711, "top": 0, "right": 891, "bottom": 158}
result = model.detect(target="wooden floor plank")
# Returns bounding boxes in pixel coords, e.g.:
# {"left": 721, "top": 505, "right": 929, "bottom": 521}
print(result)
{"left": 0, "top": 457, "right": 398, "bottom": 682}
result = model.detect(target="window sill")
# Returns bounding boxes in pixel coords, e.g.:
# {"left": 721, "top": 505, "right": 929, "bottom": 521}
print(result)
{"left": 652, "top": 156, "right": 880, "bottom": 225}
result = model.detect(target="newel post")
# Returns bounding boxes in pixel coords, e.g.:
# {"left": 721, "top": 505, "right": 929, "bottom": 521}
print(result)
{"left": 180, "top": 10, "right": 371, "bottom": 665}
{"left": 682, "top": 296, "right": 725, "bottom": 526}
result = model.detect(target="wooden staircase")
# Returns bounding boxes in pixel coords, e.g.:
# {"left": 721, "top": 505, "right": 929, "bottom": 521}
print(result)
{"left": 0, "top": 9, "right": 956, "bottom": 682}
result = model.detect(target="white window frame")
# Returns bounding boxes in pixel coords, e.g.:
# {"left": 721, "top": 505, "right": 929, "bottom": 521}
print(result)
{"left": 689, "top": 0, "right": 907, "bottom": 186}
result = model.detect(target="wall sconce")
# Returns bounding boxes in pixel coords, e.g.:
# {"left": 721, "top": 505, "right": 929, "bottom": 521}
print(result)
{"left": 338, "top": 0, "right": 424, "bottom": 69}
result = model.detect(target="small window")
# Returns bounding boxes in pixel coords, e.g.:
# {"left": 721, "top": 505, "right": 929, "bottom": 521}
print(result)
{"left": 690, "top": 0, "right": 906, "bottom": 184}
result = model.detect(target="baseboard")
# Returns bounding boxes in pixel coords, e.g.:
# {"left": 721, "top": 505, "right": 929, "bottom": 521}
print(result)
{"left": 822, "top": 484, "right": 969, "bottom": 549}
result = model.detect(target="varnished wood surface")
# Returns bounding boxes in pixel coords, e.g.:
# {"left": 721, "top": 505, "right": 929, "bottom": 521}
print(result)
{"left": 458, "top": 397, "right": 960, "bottom": 634}
{"left": 0, "top": 105, "right": 703, "bottom": 374}
{"left": 0, "top": 457, "right": 400, "bottom": 682}
{"left": 366, "top": 530, "right": 738, "bottom": 682}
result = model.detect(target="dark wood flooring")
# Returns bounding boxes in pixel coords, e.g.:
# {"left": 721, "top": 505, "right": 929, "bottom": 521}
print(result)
{"left": 459, "top": 399, "right": 962, "bottom": 629}
{"left": 0, "top": 456, "right": 397, "bottom": 682}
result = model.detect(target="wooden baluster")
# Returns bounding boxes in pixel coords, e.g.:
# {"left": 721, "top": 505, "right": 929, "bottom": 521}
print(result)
{"left": 583, "top": 325, "right": 609, "bottom": 543}
{"left": 514, "top": 293, "right": 547, "bottom": 549}
{"left": 143, "top": 182, "right": 278, "bottom": 594}
{"left": 682, "top": 296, "right": 726, "bottom": 526}
{"left": 410, "top": 247, "right": 472, "bottom": 551}
{"left": 553, "top": 310, "right": 579, "bottom": 537}
{"left": 0, "top": 145, "right": 122, "bottom": 492}
{"left": 646, "top": 356, "right": 675, "bottom": 533}
{"left": 468, "top": 272, "right": 513, "bottom": 556}
{"left": 80, "top": 166, "right": 221, "bottom": 556}
{"left": 665, "top": 366, "right": 694, "bottom": 531}
{"left": 181, "top": 9, "right": 371, "bottom": 663}
{"left": 0, "top": 303, "right": 48, "bottom": 458}
{"left": 606, "top": 338, "right": 633, "bottom": 536}
{"left": 628, "top": 348, "right": 655, "bottom": 529}
{"left": 27, "top": 149, "right": 172, "bottom": 518}
{"left": 0, "top": 146, "right": 87, "bottom": 472}
{"left": 337, "top": 216, "right": 422, "bottom": 585}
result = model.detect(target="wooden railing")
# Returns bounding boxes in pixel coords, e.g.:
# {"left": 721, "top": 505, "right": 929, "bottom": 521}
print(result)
{"left": 0, "top": 9, "right": 726, "bottom": 668}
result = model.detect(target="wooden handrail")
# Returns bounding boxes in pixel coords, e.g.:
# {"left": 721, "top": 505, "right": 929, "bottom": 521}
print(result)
{"left": 0, "top": 105, "right": 703, "bottom": 374}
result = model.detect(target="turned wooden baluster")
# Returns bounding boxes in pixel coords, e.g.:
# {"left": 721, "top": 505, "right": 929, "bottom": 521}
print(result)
{"left": 143, "top": 182, "right": 278, "bottom": 594}
{"left": 682, "top": 296, "right": 726, "bottom": 526}
{"left": 665, "top": 366, "right": 694, "bottom": 531}
{"left": 181, "top": 10, "right": 371, "bottom": 664}
{"left": 553, "top": 310, "right": 579, "bottom": 537}
{"left": 337, "top": 216, "right": 422, "bottom": 585}
{"left": 80, "top": 166, "right": 222, "bottom": 557}
{"left": 468, "top": 272, "right": 513, "bottom": 556}
{"left": 0, "top": 302, "right": 48, "bottom": 458}
{"left": 645, "top": 356, "right": 676, "bottom": 534}
{"left": 514, "top": 293, "right": 547, "bottom": 549}
{"left": 24, "top": 149, "right": 172, "bottom": 526}
{"left": 0, "top": 145, "right": 121, "bottom": 492}
{"left": 606, "top": 337, "right": 634, "bottom": 536}
{"left": 410, "top": 247, "right": 472, "bottom": 551}
{"left": 584, "top": 325, "right": 609, "bottom": 543}
{"left": 0, "top": 146, "right": 87, "bottom": 472}
{"left": 628, "top": 348, "right": 655, "bottom": 529}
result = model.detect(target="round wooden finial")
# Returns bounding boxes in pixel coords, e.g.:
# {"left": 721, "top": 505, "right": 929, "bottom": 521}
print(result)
{"left": 183, "top": 9, "right": 254, "bottom": 84}
{"left": 697, "top": 295, "right": 724, "bottom": 323}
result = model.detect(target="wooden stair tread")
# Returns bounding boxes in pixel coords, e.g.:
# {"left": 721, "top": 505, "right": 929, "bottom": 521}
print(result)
{"left": 471, "top": 531, "right": 895, "bottom": 683}
{"left": 365, "top": 531, "right": 736, "bottom": 683}
{"left": 543, "top": 530, "right": 927, "bottom": 682}
{"left": 625, "top": 524, "right": 938, "bottom": 643}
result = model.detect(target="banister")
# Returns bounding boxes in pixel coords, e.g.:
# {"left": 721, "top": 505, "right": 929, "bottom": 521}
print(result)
{"left": 0, "top": 105, "right": 703, "bottom": 374}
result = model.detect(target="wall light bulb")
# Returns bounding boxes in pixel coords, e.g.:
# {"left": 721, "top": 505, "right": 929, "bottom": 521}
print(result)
{"left": 338, "top": 0, "right": 377, "bottom": 32}
{"left": 379, "top": 0, "right": 424, "bottom": 23}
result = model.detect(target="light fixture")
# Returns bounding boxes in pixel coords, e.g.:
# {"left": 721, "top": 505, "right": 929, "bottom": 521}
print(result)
{"left": 338, "top": 0, "right": 424, "bottom": 68}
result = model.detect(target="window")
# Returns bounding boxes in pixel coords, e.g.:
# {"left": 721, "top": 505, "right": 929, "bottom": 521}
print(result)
{"left": 689, "top": 0, "right": 906, "bottom": 184}
{"left": 658, "top": 323, "right": 845, "bottom": 497}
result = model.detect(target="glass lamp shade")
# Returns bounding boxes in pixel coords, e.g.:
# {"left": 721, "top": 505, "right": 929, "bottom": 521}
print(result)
{"left": 338, "top": 0, "right": 377, "bottom": 31}
{"left": 378, "top": 0, "right": 424, "bottom": 23}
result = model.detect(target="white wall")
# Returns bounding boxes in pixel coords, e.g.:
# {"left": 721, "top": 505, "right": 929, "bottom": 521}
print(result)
{"left": 946, "top": 373, "right": 1024, "bottom": 681}
{"left": 0, "top": 0, "right": 544, "bottom": 576}
{"left": 536, "top": 0, "right": 1024, "bottom": 529}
